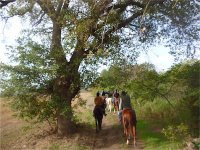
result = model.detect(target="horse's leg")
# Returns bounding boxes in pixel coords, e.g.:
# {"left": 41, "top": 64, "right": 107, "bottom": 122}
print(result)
{"left": 115, "top": 101, "right": 118, "bottom": 113}
{"left": 98, "top": 118, "right": 102, "bottom": 130}
{"left": 99, "top": 119, "right": 102, "bottom": 130}
{"left": 126, "top": 132, "right": 129, "bottom": 145}
{"left": 109, "top": 102, "right": 112, "bottom": 112}
{"left": 95, "top": 118, "right": 98, "bottom": 133}
{"left": 127, "top": 122, "right": 133, "bottom": 145}
{"left": 132, "top": 126, "right": 136, "bottom": 147}
{"left": 123, "top": 119, "right": 128, "bottom": 136}
{"left": 98, "top": 119, "right": 101, "bottom": 130}
{"left": 123, "top": 117, "right": 125, "bottom": 134}
{"left": 117, "top": 101, "right": 119, "bottom": 111}
{"left": 127, "top": 133, "right": 131, "bottom": 145}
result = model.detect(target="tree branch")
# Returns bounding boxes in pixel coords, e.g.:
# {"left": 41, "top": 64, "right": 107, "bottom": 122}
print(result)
{"left": 0, "top": 0, "right": 15, "bottom": 8}
{"left": 56, "top": 0, "right": 64, "bottom": 14}
{"left": 140, "top": 81, "right": 176, "bottom": 109}
{"left": 36, "top": 0, "right": 56, "bottom": 21}
{"left": 105, "top": 0, "right": 165, "bottom": 14}
{"left": 86, "top": 0, "right": 166, "bottom": 54}
{"left": 105, "top": 0, "right": 145, "bottom": 13}
{"left": 102, "top": 11, "right": 143, "bottom": 44}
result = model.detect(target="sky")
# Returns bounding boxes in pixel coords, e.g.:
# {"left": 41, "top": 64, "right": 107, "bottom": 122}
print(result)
{"left": 0, "top": 17, "right": 175, "bottom": 72}
{"left": 0, "top": 17, "right": 23, "bottom": 63}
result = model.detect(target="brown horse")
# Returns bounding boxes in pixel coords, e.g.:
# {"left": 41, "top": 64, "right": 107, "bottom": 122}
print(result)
{"left": 122, "top": 109, "right": 137, "bottom": 146}
{"left": 93, "top": 106, "right": 103, "bottom": 133}
{"left": 114, "top": 97, "right": 120, "bottom": 112}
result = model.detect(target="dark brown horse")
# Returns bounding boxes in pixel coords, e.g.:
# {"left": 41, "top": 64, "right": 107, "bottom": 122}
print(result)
{"left": 93, "top": 106, "right": 103, "bottom": 133}
{"left": 122, "top": 109, "right": 137, "bottom": 146}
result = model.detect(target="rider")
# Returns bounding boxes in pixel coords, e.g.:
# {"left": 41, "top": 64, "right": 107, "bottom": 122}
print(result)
{"left": 94, "top": 91, "right": 107, "bottom": 116}
{"left": 102, "top": 90, "right": 106, "bottom": 96}
{"left": 113, "top": 89, "right": 119, "bottom": 98}
{"left": 101, "top": 90, "right": 107, "bottom": 116}
{"left": 118, "top": 91, "right": 136, "bottom": 123}
{"left": 112, "top": 89, "right": 119, "bottom": 104}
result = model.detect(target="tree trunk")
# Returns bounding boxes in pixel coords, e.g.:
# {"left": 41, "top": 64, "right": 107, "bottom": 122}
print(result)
{"left": 50, "top": 18, "right": 84, "bottom": 136}
{"left": 57, "top": 113, "right": 74, "bottom": 135}
{"left": 57, "top": 98, "right": 74, "bottom": 136}
{"left": 52, "top": 80, "right": 71, "bottom": 136}
{"left": 53, "top": 71, "right": 80, "bottom": 136}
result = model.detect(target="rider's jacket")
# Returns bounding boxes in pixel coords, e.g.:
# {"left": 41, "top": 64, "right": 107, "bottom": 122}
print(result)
{"left": 119, "top": 95, "right": 132, "bottom": 110}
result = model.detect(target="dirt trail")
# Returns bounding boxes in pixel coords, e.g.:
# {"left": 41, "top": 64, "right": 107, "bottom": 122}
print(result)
{"left": 80, "top": 90, "right": 144, "bottom": 150}
{"left": 0, "top": 90, "right": 144, "bottom": 150}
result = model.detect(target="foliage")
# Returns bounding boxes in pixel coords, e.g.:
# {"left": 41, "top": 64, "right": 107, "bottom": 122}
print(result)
{"left": 95, "top": 60, "right": 200, "bottom": 139}
{"left": 0, "top": 0, "right": 199, "bottom": 134}
{"left": 165, "top": 60, "right": 200, "bottom": 135}
{"left": 95, "top": 62, "right": 134, "bottom": 91}
{"left": 162, "top": 123, "right": 190, "bottom": 142}
{"left": 138, "top": 120, "right": 183, "bottom": 150}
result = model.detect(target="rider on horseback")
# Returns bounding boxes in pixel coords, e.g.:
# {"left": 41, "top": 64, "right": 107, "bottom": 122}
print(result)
{"left": 113, "top": 89, "right": 119, "bottom": 98}
{"left": 118, "top": 91, "right": 137, "bottom": 123}
{"left": 112, "top": 89, "right": 120, "bottom": 107}
{"left": 94, "top": 91, "right": 107, "bottom": 116}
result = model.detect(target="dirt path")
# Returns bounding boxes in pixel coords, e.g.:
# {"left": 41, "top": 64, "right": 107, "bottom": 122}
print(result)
{"left": 0, "top": 90, "right": 144, "bottom": 150}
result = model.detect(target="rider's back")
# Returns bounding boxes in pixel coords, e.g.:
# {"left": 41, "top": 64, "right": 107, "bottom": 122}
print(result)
{"left": 94, "top": 96, "right": 103, "bottom": 106}
{"left": 121, "top": 94, "right": 132, "bottom": 110}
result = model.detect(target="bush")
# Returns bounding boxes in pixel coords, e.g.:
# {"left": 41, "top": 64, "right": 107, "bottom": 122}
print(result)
{"left": 162, "top": 123, "right": 190, "bottom": 142}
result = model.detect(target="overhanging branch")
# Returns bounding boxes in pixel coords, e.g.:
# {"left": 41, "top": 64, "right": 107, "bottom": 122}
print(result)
{"left": 103, "top": 11, "right": 143, "bottom": 43}
{"left": 36, "top": 0, "right": 56, "bottom": 21}
{"left": 0, "top": 0, "right": 15, "bottom": 8}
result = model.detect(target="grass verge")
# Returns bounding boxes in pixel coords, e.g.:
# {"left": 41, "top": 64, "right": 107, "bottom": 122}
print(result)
{"left": 138, "top": 120, "right": 183, "bottom": 150}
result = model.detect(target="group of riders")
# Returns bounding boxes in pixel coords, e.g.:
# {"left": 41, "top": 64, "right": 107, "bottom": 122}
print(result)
{"left": 93, "top": 89, "right": 137, "bottom": 124}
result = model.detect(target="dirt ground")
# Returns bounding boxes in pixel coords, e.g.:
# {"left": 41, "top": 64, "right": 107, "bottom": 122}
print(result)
{"left": 0, "top": 90, "right": 144, "bottom": 150}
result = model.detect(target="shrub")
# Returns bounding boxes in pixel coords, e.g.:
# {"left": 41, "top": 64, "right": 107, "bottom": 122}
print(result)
{"left": 162, "top": 123, "right": 190, "bottom": 142}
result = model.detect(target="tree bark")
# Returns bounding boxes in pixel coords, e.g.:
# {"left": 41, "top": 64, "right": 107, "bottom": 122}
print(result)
{"left": 57, "top": 115, "right": 74, "bottom": 135}
{"left": 57, "top": 96, "right": 74, "bottom": 136}
{"left": 53, "top": 74, "right": 78, "bottom": 136}
{"left": 50, "top": 20, "right": 77, "bottom": 135}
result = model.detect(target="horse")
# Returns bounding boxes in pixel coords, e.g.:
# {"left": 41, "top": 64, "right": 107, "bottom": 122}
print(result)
{"left": 93, "top": 106, "right": 103, "bottom": 133}
{"left": 113, "top": 97, "right": 120, "bottom": 112}
{"left": 122, "top": 108, "right": 137, "bottom": 146}
{"left": 106, "top": 97, "right": 112, "bottom": 112}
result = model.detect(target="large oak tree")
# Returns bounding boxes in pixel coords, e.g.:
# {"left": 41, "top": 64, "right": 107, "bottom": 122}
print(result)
{"left": 0, "top": 0, "right": 199, "bottom": 135}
